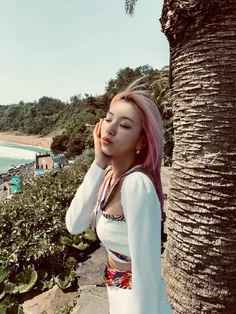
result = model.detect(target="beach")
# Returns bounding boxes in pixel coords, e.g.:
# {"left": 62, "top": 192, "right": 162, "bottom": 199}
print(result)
{"left": 0, "top": 132, "right": 52, "bottom": 149}
{"left": 0, "top": 132, "right": 52, "bottom": 201}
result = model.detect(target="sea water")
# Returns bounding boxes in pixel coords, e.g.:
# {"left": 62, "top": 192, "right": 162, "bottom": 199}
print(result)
{"left": 0, "top": 141, "right": 50, "bottom": 173}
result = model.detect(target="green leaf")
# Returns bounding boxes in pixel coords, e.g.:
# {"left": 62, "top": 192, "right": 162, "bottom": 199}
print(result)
{"left": 0, "top": 282, "right": 5, "bottom": 301}
{"left": 0, "top": 267, "right": 8, "bottom": 283}
{"left": 12, "top": 265, "right": 38, "bottom": 293}
{"left": 55, "top": 270, "right": 76, "bottom": 290}
{"left": 83, "top": 228, "right": 97, "bottom": 242}
{"left": 0, "top": 266, "right": 8, "bottom": 283}
{"left": 42, "top": 277, "right": 54, "bottom": 290}
{"left": 37, "top": 270, "right": 54, "bottom": 291}
{"left": 0, "top": 296, "right": 23, "bottom": 314}
{"left": 59, "top": 236, "right": 73, "bottom": 246}
{"left": 6, "top": 303, "right": 24, "bottom": 314}
{"left": 72, "top": 241, "right": 89, "bottom": 250}
{"left": 3, "top": 281, "right": 16, "bottom": 294}
{"left": 0, "top": 303, "right": 7, "bottom": 314}
{"left": 64, "top": 257, "right": 76, "bottom": 270}
{"left": 72, "top": 234, "right": 83, "bottom": 245}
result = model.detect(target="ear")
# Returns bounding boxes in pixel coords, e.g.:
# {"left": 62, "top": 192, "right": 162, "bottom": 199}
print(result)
{"left": 136, "top": 133, "right": 147, "bottom": 151}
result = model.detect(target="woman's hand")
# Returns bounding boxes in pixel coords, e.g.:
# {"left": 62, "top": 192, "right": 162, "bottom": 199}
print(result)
{"left": 93, "top": 119, "right": 111, "bottom": 169}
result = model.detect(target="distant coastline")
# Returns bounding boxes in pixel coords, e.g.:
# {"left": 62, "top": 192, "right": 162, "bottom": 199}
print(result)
{"left": 0, "top": 132, "right": 51, "bottom": 201}
{"left": 0, "top": 132, "right": 52, "bottom": 149}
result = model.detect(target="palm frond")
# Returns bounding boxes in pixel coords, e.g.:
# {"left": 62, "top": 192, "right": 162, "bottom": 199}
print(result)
{"left": 125, "top": 0, "right": 138, "bottom": 15}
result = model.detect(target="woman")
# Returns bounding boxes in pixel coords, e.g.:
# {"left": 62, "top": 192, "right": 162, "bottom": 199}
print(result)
{"left": 65, "top": 81, "right": 172, "bottom": 314}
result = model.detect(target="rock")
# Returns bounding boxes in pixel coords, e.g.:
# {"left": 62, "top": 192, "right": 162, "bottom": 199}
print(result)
{"left": 22, "top": 285, "right": 78, "bottom": 314}
{"left": 76, "top": 245, "right": 107, "bottom": 287}
{"left": 0, "top": 162, "right": 35, "bottom": 202}
{"left": 71, "top": 286, "right": 109, "bottom": 314}
{"left": 0, "top": 182, "right": 8, "bottom": 201}
{"left": 21, "top": 246, "right": 108, "bottom": 314}
{"left": 69, "top": 246, "right": 109, "bottom": 313}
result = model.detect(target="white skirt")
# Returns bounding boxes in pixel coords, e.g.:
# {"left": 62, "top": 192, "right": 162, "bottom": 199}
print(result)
{"left": 107, "top": 286, "right": 133, "bottom": 314}
{"left": 106, "top": 278, "right": 172, "bottom": 314}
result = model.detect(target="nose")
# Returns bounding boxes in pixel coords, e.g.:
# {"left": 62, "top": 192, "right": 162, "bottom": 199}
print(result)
{"left": 106, "top": 122, "right": 116, "bottom": 136}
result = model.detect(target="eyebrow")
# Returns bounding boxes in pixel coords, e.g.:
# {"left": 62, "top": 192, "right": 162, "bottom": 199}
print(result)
{"left": 107, "top": 111, "right": 134, "bottom": 123}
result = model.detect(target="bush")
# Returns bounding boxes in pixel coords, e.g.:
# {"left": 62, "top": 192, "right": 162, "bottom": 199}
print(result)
{"left": 0, "top": 149, "right": 97, "bottom": 310}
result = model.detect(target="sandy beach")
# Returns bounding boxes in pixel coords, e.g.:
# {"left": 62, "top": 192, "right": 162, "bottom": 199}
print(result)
{"left": 0, "top": 132, "right": 52, "bottom": 149}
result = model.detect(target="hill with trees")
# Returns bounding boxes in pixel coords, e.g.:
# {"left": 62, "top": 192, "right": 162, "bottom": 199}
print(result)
{"left": 0, "top": 65, "right": 173, "bottom": 164}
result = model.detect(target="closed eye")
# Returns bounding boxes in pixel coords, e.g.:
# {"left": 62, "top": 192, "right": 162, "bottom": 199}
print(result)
{"left": 120, "top": 125, "right": 131, "bottom": 129}
{"left": 105, "top": 118, "right": 131, "bottom": 129}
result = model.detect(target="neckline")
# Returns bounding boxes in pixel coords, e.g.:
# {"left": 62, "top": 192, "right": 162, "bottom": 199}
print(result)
{"left": 100, "top": 163, "right": 143, "bottom": 211}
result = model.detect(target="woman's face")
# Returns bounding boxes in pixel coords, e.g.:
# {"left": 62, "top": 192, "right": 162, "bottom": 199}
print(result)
{"left": 100, "top": 99, "right": 144, "bottom": 158}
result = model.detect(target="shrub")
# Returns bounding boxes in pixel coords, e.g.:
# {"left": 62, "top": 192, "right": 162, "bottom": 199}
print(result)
{"left": 0, "top": 149, "right": 97, "bottom": 310}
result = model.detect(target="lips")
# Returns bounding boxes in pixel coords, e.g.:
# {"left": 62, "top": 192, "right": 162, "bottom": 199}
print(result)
{"left": 102, "top": 136, "right": 113, "bottom": 145}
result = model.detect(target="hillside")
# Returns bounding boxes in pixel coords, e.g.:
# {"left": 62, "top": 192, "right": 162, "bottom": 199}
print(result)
{"left": 0, "top": 65, "right": 173, "bottom": 165}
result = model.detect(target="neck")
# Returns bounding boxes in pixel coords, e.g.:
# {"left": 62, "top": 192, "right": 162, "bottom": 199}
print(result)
{"left": 110, "top": 155, "right": 138, "bottom": 183}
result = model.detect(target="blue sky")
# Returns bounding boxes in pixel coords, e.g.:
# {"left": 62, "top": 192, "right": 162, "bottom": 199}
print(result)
{"left": 0, "top": 0, "right": 169, "bottom": 105}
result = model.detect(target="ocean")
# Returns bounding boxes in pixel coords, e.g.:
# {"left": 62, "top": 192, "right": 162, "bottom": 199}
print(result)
{"left": 0, "top": 141, "right": 50, "bottom": 173}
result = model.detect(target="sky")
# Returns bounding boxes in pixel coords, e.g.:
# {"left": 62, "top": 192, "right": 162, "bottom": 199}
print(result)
{"left": 0, "top": 0, "right": 169, "bottom": 105}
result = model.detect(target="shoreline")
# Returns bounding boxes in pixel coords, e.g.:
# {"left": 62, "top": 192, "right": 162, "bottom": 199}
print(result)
{"left": 0, "top": 162, "right": 35, "bottom": 202}
{"left": 0, "top": 132, "right": 52, "bottom": 149}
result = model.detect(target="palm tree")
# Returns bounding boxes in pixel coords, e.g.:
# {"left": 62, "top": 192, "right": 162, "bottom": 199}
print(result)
{"left": 125, "top": 0, "right": 138, "bottom": 15}
{"left": 126, "top": 0, "right": 236, "bottom": 313}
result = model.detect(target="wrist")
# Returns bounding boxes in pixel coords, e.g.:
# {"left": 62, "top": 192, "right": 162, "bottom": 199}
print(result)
{"left": 95, "top": 159, "right": 108, "bottom": 170}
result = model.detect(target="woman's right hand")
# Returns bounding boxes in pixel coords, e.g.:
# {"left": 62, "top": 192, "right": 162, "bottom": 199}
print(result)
{"left": 93, "top": 119, "right": 111, "bottom": 169}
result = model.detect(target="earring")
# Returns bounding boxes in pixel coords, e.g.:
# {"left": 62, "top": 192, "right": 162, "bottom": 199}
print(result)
{"left": 136, "top": 150, "right": 140, "bottom": 155}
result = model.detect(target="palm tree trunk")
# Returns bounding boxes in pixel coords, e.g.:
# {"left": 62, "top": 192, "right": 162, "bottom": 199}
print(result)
{"left": 160, "top": 0, "right": 236, "bottom": 313}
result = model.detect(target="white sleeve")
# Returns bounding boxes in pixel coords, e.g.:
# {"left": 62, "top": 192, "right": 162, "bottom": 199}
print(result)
{"left": 65, "top": 161, "right": 106, "bottom": 235}
{"left": 121, "top": 172, "right": 162, "bottom": 314}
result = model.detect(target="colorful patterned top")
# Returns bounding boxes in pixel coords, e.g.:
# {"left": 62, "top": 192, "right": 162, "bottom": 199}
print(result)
{"left": 103, "top": 262, "right": 132, "bottom": 289}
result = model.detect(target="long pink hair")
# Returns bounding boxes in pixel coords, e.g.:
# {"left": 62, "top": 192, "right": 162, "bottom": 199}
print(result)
{"left": 110, "top": 79, "right": 164, "bottom": 211}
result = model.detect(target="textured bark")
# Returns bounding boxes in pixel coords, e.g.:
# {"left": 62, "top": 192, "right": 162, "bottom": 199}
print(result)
{"left": 160, "top": 1, "right": 236, "bottom": 313}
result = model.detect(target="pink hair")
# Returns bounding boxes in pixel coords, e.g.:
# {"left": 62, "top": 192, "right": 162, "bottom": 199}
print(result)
{"left": 110, "top": 84, "right": 164, "bottom": 212}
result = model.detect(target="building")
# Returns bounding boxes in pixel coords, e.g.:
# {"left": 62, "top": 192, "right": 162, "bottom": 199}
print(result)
{"left": 35, "top": 152, "right": 54, "bottom": 170}
{"left": 35, "top": 152, "right": 68, "bottom": 176}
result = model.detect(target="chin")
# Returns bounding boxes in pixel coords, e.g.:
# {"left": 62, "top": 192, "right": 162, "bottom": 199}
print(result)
{"left": 101, "top": 147, "right": 113, "bottom": 157}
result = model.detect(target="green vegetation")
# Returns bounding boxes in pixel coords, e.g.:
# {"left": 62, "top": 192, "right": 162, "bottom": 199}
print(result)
{"left": 0, "top": 149, "right": 98, "bottom": 312}
{"left": 0, "top": 65, "right": 173, "bottom": 165}
{"left": 0, "top": 97, "right": 65, "bottom": 136}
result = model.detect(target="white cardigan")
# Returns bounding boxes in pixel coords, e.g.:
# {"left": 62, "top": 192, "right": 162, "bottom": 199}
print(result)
{"left": 65, "top": 161, "right": 172, "bottom": 314}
